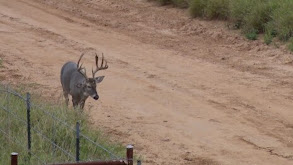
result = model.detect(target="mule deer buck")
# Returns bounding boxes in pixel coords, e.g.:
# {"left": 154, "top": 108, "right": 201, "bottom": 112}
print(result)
{"left": 60, "top": 53, "right": 108, "bottom": 109}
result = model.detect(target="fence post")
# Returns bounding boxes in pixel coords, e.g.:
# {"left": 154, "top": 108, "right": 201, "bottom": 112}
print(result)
{"left": 11, "top": 152, "right": 18, "bottom": 165}
{"left": 126, "top": 145, "right": 133, "bottom": 165}
{"left": 76, "top": 122, "right": 80, "bottom": 162}
{"left": 137, "top": 160, "right": 141, "bottom": 165}
{"left": 26, "top": 93, "right": 31, "bottom": 156}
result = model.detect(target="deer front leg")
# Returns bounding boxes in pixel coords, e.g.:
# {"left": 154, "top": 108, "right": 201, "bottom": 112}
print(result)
{"left": 72, "top": 98, "right": 79, "bottom": 109}
{"left": 80, "top": 100, "right": 85, "bottom": 110}
{"left": 63, "top": 91, "right": 69, "bottom": 106}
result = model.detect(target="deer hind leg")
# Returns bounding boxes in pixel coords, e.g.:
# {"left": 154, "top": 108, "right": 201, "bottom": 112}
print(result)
{"left": 63, "top": 91, "right": 69, "bottom": 106}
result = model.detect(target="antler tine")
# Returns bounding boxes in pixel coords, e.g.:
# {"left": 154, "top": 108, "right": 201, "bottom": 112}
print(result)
{"left": 77, "top": 53, "right": 85, "bottom": 68}
{"left": 95, "top": 53, "right": 99, "bottom": 66}
{"left": 77, "top": 53, "right": 88, "bottom": 79}
{"left": 92, "top": 52, "right": 109, "bottom": 78}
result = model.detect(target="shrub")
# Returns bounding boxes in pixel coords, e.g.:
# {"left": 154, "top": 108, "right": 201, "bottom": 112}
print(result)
{"left": 205, "top": 0, "right": 230, "bottom": 20}
{"left": 189, "top": 0, "right": 207, "bottom": 18}
{"left": 271, "top": 0, "right": 293, "bottom": 41}
{"left": 229, "top": 0, "right": 253, "bottom": 29}
{"left": 242, "top": 1, "right": 279, "bottom": 34}
{"left": 245, "top": 29, "right": 258, "bottom": 40}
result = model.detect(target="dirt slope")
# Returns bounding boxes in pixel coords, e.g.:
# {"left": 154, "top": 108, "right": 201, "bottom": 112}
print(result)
{"left": 0, "top": 0, "right": 293, "bottom": 164}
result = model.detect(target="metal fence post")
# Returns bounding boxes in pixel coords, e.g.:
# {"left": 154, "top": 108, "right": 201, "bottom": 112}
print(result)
{"left": 76, "top": 122, "right": 80, "bottom": 162}
{"left": 26, "top": 93, "right": 31, "bottom": 156}
{"left": 11, "top": 152, "right": 18, "bottom": 165}
{"left": 137, "top": 160, "right": 141, "bottom": 165}
{"left": 126, "top": 145, "right": 133, "bottom": 165}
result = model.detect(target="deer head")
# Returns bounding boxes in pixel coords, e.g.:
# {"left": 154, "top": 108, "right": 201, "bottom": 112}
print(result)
{"left": 76, "top": 53, "right": 108, "bottom": 100}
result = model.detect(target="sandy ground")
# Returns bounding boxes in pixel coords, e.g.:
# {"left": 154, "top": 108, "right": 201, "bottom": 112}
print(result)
{"left": 0, "top": 0, "right": 293, "bottom": 164}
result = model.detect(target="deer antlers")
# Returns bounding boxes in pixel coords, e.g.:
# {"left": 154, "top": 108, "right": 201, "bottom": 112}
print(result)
{"left": 77, "top": 53, "right": 88, "bottom": 79}
{"left": 92, "top": 53, "right": 108, "bottom": 78}
{"left": 76, "top": 52, "right": 108, "bottom": 79}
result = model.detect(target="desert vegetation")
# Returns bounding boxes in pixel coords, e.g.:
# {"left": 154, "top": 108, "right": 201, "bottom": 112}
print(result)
{"left": 154, "top": 0, "right": 293, "bottom": 50}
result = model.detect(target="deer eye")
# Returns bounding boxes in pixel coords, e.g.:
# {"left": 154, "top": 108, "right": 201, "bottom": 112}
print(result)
{"left": 87, "top": 85, "right": 91, "bottom": 88}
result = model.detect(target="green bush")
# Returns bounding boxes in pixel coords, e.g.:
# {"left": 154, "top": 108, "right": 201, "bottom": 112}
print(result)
{"left": 271, "top": 1, "right": 293, "bottom": 41}
{"left": 245, "top": 29, "right": 258, "bottom": 40}
{"left": 242, "top": 1, "right": 279, "bottom": 33}
{"left": 189, "top": 0, "right": 207, "bottom": 18}
{"left": 205, "top": 0, "right": 230, "bottom": 20}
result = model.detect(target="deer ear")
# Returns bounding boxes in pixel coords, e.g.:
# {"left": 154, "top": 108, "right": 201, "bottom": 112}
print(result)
{"left": 95, "top": 76, "right": 105, "bottom": 84}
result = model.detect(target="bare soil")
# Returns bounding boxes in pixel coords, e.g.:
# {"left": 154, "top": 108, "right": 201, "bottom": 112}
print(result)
{"left": 0, "top": 0, "right": 293, "bottom": 164}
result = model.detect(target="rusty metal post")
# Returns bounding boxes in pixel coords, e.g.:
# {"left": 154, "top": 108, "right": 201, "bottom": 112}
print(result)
{"left": 11, "top": 152, "right": 18, "bottom": 165}
{"left": 126, "top": 145, "right": 133, "bottom": 165}
{"left": 137, "top": 160, "right": 141, "bottom": 165}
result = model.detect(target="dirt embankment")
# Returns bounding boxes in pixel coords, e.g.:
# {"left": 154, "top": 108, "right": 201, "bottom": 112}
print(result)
{"left": 0, "top": 0, "right": 293, "bottom": 164}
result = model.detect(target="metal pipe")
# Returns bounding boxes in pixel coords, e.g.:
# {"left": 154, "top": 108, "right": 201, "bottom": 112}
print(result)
{"left": 26, "top": 93, "right": 31, "bottom": 156}
{"left": 126, "top": 145, "right": 133, "bottom": 165}
{"left": 11, "top": 152, "right": 18, "bottom": 165}
{"left": 76, "top": 122, "right": 80, "bottom": 162}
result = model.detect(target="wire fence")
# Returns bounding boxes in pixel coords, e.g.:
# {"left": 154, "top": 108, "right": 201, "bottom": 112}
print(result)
{"left": 0, "top": 85, "right": 130, "bottom": 165}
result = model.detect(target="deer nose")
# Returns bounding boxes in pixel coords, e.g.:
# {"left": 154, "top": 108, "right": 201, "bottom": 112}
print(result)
{"left": 93, "top": 95, "right": 99, "bottom": 100}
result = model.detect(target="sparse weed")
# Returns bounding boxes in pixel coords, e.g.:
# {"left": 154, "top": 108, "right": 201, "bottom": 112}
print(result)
{"left": 156, "top": 0, "right": 188, "bottom": 8}
{"left": 264, "top": 33, "right": 273, "bottom": 45}
{"left": 288, "top": 38, "right": 293, "bottom": 52}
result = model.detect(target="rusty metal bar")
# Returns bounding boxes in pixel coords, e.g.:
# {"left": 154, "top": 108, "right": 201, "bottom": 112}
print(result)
{"left": 126, "top": 145, "right": 133, "bottom": 165}
{"left": 11, "top": 152, "right": 18, "bottom": 165}
{"left": 50, "top": 160, "right": 126, "bottom": 165}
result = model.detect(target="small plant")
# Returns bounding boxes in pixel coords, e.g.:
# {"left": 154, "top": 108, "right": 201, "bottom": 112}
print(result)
{"left": 288, "top": 38, "right": 293, "bottom": 52}
{"left": 156, "top": 0, "right": 188, "bottom": 8}
{"left": 157, "top": 0, "right": 170, "bottom": 5}
{"left": 0, "top": 58, "right": 2, "bottom": 67}
{"left": 245, "top": 29, "right": 258, "bottom": 40}
{"left": 264, "top": 33, "right": 273, "bottom": 45}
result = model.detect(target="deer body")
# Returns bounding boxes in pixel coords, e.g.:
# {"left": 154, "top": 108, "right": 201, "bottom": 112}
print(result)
{"left": 60, "top": 53, "right": 108, "bottom": 109}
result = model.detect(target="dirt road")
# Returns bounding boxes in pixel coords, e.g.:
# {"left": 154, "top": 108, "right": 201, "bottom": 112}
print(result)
{"left": 0, "top": 0, "right": 293, "bottom": 164}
